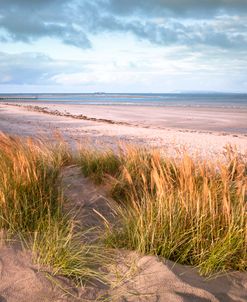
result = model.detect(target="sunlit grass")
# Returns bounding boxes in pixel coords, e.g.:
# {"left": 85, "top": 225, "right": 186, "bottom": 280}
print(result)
{"left": 78, "top": 146, "right": 121, "bottom": 184}
{"left": 1, "top": 130, "right": 246, "bottom": 281}
{"left": 0, "top": 132, "right": 106, "bottom": 286}
{"left": 79, "top": 145, "right": 247, "bottom": 275}
{"left": 31, "top": 216, "right": 108, "bottom": 286}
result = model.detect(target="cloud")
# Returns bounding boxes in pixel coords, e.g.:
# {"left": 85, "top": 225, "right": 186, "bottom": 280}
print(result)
{"left": 0, "top": 0, "right": 91, "bottom": 48}
{"left": 0, "top": 0, "right": 69, "bottom": 9}
{"left": 0, "top": 0, "right": 246, "bottom": 50}
{"left": 85, "top": 12, "right": 247, "bottom": 50}
{"left": 0, "top": 52, "right": 88, "bottom": 85}
{"left": 0, "top": 46, "right": 246, "bottom": 92}
{"left": 106, "top": 0, "right": 247, "bottom": 17}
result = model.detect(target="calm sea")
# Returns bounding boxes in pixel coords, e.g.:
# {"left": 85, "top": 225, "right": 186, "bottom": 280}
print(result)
{"left": 1, "top": 93, "right": 247, "bottom": 108}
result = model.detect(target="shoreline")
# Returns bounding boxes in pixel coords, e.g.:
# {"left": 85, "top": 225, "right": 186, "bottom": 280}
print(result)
{"left": 2, "top": 101, "right": 247, "bottom": 137}
{"left": 0, "top": 102, "right": 246, "bottom": 159}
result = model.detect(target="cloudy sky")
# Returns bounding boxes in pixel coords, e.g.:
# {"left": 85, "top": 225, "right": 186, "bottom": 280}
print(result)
{"left": 0, "top": 0, "right": 247, "bottom": 93}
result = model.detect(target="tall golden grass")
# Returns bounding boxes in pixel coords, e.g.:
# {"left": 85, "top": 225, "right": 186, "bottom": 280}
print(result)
{"left": 78, "top": 146, "right": 121, "bottom": 184}
{"left": 79, "top": 145, "right": 247, "bottom": 275}
{"left": 1, "top": 131, "right": 246, "bottom": 278}
{"left": 0, "top": 132, "right": 106, "bottom": 285}
{"left": 0, "top": 132, "right": 71, "bottom": 231}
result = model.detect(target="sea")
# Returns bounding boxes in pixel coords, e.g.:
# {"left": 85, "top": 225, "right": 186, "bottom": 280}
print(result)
{"left": 0, "top": 93, "right": 247, "bottom": 108}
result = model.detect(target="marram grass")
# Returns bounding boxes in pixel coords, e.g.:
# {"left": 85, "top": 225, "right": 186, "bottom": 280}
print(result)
{"left": 79, "top": 145, "right": 247, "bottom": 275}
{"left": 0, "top": 132, "right": 106, "bottom": 286}
{"left": 31, "top": 216, "right": 108, "bottom": 286}
{"left": 0, "top": 133, "right": 62, "bottom": 231}
{"left": 78, "top": 146, "right": 121, "bottom": 184}
{"left": 1, "top": 131, "right": 246, "bottom": 279}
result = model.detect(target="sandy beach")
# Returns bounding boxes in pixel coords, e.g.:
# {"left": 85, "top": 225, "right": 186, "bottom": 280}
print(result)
{"left": 0, "top": 102, "right": 246, "bottom": 158}
{"left": 20, "top": 102, "right": 247, "bottom": 133}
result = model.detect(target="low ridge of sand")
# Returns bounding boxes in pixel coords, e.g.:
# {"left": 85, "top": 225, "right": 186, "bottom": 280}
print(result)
{"left": 111, "top": 252, "right": 247, "bottom": 302}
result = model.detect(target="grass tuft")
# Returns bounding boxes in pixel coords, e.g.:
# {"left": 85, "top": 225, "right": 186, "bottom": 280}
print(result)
{"left": 0, "top": 133, "right": 62, "bottom": 232}
{"left": 78, "top": 145, "right": 247, "bottom": 275}
{"left": 31, "top": 216, "right": 107, "bottom": 286}
{"left": 78, "top": 147, "right": 121, "bottom": 184}
{"left": 0, "top": 132, "right": 106, "bottom": 285}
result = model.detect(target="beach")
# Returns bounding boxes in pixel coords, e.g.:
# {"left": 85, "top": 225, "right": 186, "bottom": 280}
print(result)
{"left": 0, "top": 102, "right": 246, "bottom": 158}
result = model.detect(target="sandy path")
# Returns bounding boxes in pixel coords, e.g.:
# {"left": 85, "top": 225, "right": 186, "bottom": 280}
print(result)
{"left": 0, "top": 103, "right": 246, "bottom": 159}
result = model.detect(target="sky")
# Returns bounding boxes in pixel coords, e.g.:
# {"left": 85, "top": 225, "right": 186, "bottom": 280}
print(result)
{"left": 0, "top": 0, "right": 247, "bottom": 93}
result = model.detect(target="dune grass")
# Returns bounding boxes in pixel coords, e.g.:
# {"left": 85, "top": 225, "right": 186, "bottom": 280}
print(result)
{"left": 78, "top": 145, "right": 247, "bottom": 275}
{"left": 0, "top": 132, "right": 106, "bottom": 285}
{"left": 31, "top": 216, "right": 107, "bottom": 286}
{"left": 1, "top": 131, "right": 246, "bottom": 279}
{"left": 78, "top": 147, "right": 121, "bottom": 184}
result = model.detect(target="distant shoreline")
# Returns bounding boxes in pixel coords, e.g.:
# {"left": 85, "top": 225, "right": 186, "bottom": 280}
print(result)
{"left": 0, "top": 92, "right": 247, "bottom": 109}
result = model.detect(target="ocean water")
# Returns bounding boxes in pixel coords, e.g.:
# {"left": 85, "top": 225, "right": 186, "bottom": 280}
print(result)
{"left": 1, "top": 93, "right": 247, "bottom": 108}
